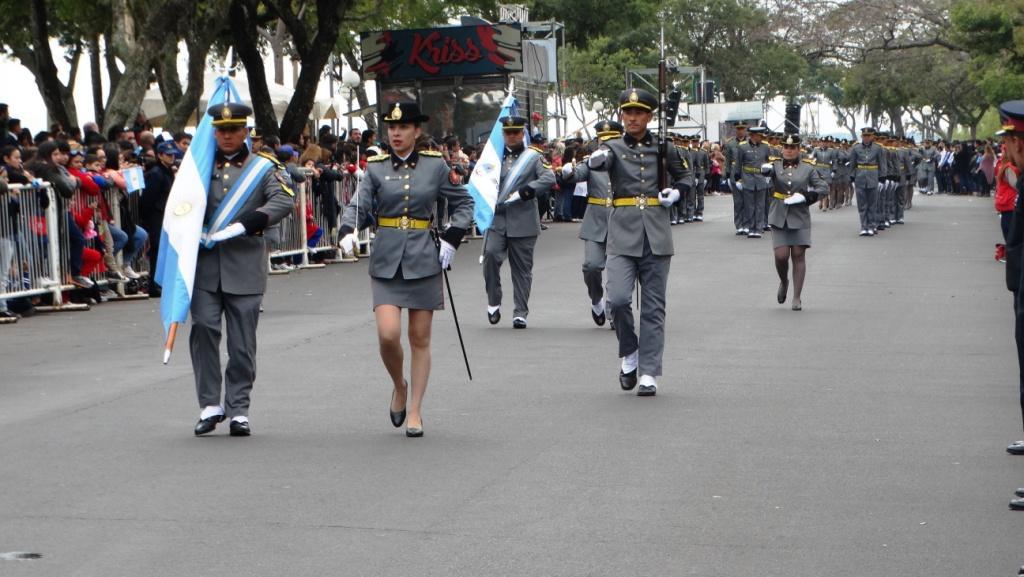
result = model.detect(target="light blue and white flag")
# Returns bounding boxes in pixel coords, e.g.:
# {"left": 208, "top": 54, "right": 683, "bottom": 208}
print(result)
{"left": 466, "top": 95, "right": 528, "bottom": 232}
{"left": 154, "top": 75, "right": 241, "bottom": 343}
{"left": 124, "top": 166, "right": 145, "bottom": 194}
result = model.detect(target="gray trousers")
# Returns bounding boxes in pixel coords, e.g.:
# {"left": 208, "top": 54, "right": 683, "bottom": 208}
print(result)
{"left": 683, "top": 185, "right": 697, "bottom": 219}
{"left": 190, "top": 288, "right": 263, "bottom": 418}
{"left": 730, "top": 180, "right": 745, "bottom": 228}
{"left": 583, "top": 239, "right": 607, "bottom": 305}
{"left": 606, "top": 239, "right": 671, "bottom": 377}
{"left": 483, "top": 233, "right": 537, "bottom": 318}
{"left": 695, "top": 180, "right": 705, "bottom": 215}
{"left": 856, "top": 185, "right": 877, "bottom": 229}
{"left": 742, "top": 187, "right": 767, "bottom": 230}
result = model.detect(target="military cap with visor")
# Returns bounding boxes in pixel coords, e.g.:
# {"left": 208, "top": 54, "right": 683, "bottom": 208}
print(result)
{"left": 998, "top": 101, "right": 1024, "bottom": 136}
{"left": 595, "top": 119, "right": 624, "bottom": 137}
{"left": 500, "top": 115, "right": 528, "bottom": 131}
{"left": 382, "top": 101, "right": 429, "bottom": 124}
{"left": 618, "top": 88, "right": 658, "bottom": 112}
{"left": 207, "top": 102, "right": 252, "bottom": 127}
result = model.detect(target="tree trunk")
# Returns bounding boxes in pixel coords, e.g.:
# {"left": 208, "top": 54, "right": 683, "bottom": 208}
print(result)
{"left": 26, "top": 0, "right": 77, "bottom": 131}
{"left": 89, "top": 34, "right": 105, "bottom": 128}
{"left": 276, "top": 0, "right": 354, "bottom": 142}
{"left": 164, "top": 37, "right": 213, "bottom": 132}
{"left": 231, "top": 0, "right": 279, "bottom": 138}
{"left": 103, "top": 31, "right": 122, "bottom": 108}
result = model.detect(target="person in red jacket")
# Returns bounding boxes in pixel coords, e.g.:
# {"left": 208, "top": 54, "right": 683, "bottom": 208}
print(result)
{"left": 65, "top": 151, "right": 103, "bottom": 281}
{"left": 995, "top": 142, "right": 1020, "bottom": 262}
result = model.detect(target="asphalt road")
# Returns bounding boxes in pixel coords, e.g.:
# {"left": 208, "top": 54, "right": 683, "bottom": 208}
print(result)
{"left": 1, "top": 193, "right": 1021, "bottom": 577}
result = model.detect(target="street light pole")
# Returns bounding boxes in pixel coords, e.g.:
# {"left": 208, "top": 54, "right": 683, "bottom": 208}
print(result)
{"left": 341, "top": 69, "right": 360, "bottom": 137}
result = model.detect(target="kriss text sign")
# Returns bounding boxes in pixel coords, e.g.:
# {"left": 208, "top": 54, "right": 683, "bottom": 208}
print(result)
{"left": 361, "top": 24, "right": 523, "bottom": 81}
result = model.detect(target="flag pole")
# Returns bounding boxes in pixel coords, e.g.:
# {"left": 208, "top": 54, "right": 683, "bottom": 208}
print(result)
{"left": 163, "top": 322, "right": 179, "bottom": 364}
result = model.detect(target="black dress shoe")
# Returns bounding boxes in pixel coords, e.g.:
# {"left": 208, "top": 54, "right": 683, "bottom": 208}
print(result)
{"left": 619, "top": 368, "right": 637, "bottom": 390}
{"left": 777, "top": 280, "right": 788, "bottom": 304}
{"left": 406, "top": 421, "right": 424, "bottom": 437}
{"left": 194, "top": 414, "right": 224, "bottom": 436}
{"left": 390, "top": 381, "right": 407, "bottom": 428}
{"left": 229, "top": 420, "right": 251, "bottom": 437}
{"left": 488, "top": 309, "right": 501, "bottom": 325}
{"left": 1010, "top": 497, "right": 1024, "bottom": 510}
{"left": 637, "top": 383, "right": 657, "bottom": 397}
{"left": 1008, "top": 441, "right": 1024, "bottom": 455}
{"left": 512, "top": 317, "right": 527, "bottom": 329}
{"left": 592, "top": 308, "right": 606, "bottom": 326}
{"left": 1015, "top": 488, "right": 1024, "bottom": 498}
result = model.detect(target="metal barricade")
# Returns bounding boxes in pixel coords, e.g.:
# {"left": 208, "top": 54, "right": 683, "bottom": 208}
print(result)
{"left": 104, "top": 185, "right": 150, "bottom": 299}
{"left": 0, "top": 183, "right": 84, "bottom": 311}
{"left": 267, "top": 176, "right": 325, "bottom": 272}
{"left": 328, "top": 172, "right": 371, "bottom": 259}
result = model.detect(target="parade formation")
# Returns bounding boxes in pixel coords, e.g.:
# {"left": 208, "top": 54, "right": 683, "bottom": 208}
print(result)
{"left": 3, "top": 2, "right": 1024, "bottom": 575}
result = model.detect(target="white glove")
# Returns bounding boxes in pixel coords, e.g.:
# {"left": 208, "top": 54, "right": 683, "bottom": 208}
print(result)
{"left": 760, "top": 163, "right": 774, "bottom": 176}
{"left": 504, "top": 191, "right": 521, "bottom": 205}
{"left": 586, "top": 149, "right": 608, "bottom": 168}
{"left": 561, "top": 163, "right": 575, "bottom": 179}
{"left": 438, "top": 240, "right": 456, "bottom": 270}
{"left": 658, "top": 187, "right": 679, "bottom": 207}
{"left": 209, "top": 222, "right": 245, "bottom": 243}
{"left": 339, "top": 232, "right": 359, "bottom": 254}
{"left": 783, "top": 192, "right": 806, "bottom": 205}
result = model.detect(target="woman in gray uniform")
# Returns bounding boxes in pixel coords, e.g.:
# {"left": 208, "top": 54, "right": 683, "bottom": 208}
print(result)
{"left": 339, "top": 102, "right": 474, "bottom": 437}
{"left": 763, "top": 134, "right": 828, "bottom": 311}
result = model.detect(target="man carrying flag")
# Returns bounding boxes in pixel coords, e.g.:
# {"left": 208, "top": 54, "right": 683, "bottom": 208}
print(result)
{"left": 480, "top": 115, "right": 555, "bottom": 329}
{"left": 184, "top": 101, "right": 294, "bottom": 437}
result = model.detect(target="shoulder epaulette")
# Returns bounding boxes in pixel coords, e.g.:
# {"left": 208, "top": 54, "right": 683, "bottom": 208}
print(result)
{"left": 420, "top": 150, "right": 443, "bottom": 157}
{"left": 368, "top": 154, "right": 389, "bottom": 162}
{"left": 529, "top": 145, "right": 544, "bottom": 154}
{"left": 802, "top": 158, "right": 816, "bottom": 165}
{"left": 257, "top": 151, "right": 285, "bottom": 169}
{"left": 272, "top": 171, "right": 295, "bottom": 197}
{"left": 599, "top": 134, "right": 620, "bottom": 142}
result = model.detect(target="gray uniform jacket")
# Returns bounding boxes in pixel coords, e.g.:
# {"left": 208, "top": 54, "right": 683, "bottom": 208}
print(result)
{"left": 692, "top": 147, "right": 709, "bottom": 183}
{"left": 811, "top": 148, "right": 833, "bottom": 184}
{"left": 833, "top": 149, "right": 850, "bottom": 181}
{"left": 342, "top": 150, "right": 474, "bottom": 280}
{"left": 490, "top": 144, "right": 555, "bottom": 238}
{"left": 849, "top": 142, "right": 884, "bottom": 188}
{"left": 768, "top": 159, "right": 828, "bottom": 230}
{"left": 725, "top": 138, "right": 744, "bottom": 181}
{"left": 917, "top": 147, "right": 938, "bottom": 179}
{"left": 196, "top": 148, "right": 294, "bottom": 295}
{"left": 737, "top": 141, "right": 772, "bottom": 190}
{"left": 900, "top": 148, "right": 915, "bottom": 183}
{"left": 572, "top": 157, "right": 613, "bottom": 243}
{"left": 588, "top": 130, "right": 691, "bottom": 257}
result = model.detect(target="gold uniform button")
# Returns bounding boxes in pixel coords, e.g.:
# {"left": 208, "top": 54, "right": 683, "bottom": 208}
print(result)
{"left": 404, "top": 184, "right": 410, "bottom": 190}
{"left": 404, "top": 195, "right": 409, "bottom": 200}
{"left": 403, "top": 207, "right": 408, "bottom": 213}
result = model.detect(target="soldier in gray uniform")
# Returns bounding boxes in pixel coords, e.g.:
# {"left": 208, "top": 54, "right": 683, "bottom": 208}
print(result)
{"left": 917, "top": 140, "right": 938, "bottom": 196}
{"left": 874, "top": 132, "right": 894, "bottom": 231}
{"left": 587, "top": 88, "right": 691, "bottom": 397}
{"left": 674, "top": 134, "right": 697, "bottom": 224}
{"left": 482, "top": 115, "right": 556, "bottom": 329}
{"left": 849, "top": 127, "right": 884, "bottom": 236}
{"left": 831, "top": 140, "right": 850, "bottom": 210}
{"left": 191, "top": 102, "right": 295, "bottom": 437}
{"left": 737, "top": 126, "right": 772, "bottom": 238}
{"left": 725, "top": 122, "right": 748, "bottom": 234}
{"left": 764, "top": 134, "right": 828, "bottom": 311}
{"left": 810, "top": 137, "right": 833, "bottom": 210}
{"left": 897, "top": 138, "right": 913, "bottom": 222}
{"left": 561, "top": 120, "right": 623, "bottom": 326}
{"left": 690, "top": 137, "right": 710, "bottom": 222}
{"left": 338, "top": 102, "right": 474, "bottom": 438}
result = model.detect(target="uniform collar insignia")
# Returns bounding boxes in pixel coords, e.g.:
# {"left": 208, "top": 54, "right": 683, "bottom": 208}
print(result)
{"left": 390, "top": 149, "right": 419, "bottom": 169}
{"left": 215, "top": 145, "right": 249, "bottom": 165}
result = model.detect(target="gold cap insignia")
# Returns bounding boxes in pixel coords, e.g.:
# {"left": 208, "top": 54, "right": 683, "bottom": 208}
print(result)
{"left": 629, "top": 90, "right": 639, "bottom": 104}
{"left": 391, "top": 103, "right": 403, "bottom": 121}
{"left": 222, "top": 106, "right": 232, "bottom": 120}
{"left": 173, "top": 202, "right": 192, "bottom": 216}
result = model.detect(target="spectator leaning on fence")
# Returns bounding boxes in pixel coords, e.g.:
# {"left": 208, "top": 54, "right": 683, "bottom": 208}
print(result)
{"left": 97, "top": 144, "right": 146, "bottom": 280}
{"left": 26, "top": 140, "right": 93, "bottom": 289}
{"left": 0, "top": 173, "right": 16, "bottom": 323}
{"left": 140, "top": 142, "right": 176, "bottom": 296}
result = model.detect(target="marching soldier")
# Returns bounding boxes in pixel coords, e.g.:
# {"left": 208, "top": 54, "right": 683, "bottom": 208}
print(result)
{"left": 917, "top": 139, "right": 938, "bottom": 196}
{"left": 763, "top": 133, "right": 828, "bottom": 311}
{"left": 831, "top": 139, "right": 849, "bottom": 210}
{"left": 810, "top": 137, "right": 834, "bottom": 211}
{"left": 672, "top": 134, "right": 696, "bottom": 224}
{"left": 338, "top": 101, "right": 474, "bottom": 437}
{"left": 849, "top": 127, "right": 884, "bottom": 236}
{"left": 190, "top": 102, "right": 295, "bottom": 437}
{"left": 587, "top": 88, "right": 691, "bottom": 396}
{"left": 897, "top": 138, "right": 913, "bottom": 222}
{"left": 691, "top": 137, "right": 710, "bottom": 222}
{"left": 874, "top": 132, "right": 893, "bottom": 231}
{"left": 737, "top": 126, "right": 772, "bottom": 238}
{"left": 562, "top": 120, "right": 623, "bottom": 326}
{"left": 725, "top": 122, "right": 748, "bottom": 234}
{"left": 482, "top": 115, "right": 556, "bottom": 329}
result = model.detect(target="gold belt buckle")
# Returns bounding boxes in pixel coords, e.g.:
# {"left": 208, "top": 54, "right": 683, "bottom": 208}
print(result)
{"left": 636, "top": 196, "right": 647, "bottom": 210}
{"left": 605, "top": 197, "right": 613, "bottom": 207}
{"left": 399, "top": 215, "right": 411, "bottom": 230}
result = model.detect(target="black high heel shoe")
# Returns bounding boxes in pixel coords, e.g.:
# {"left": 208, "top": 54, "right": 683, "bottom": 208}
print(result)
{"left": 406, "top": 419, "right": 423, "bottom": 437}
{"left": 390, "top": 380, "right": 407, "bottom": 428}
